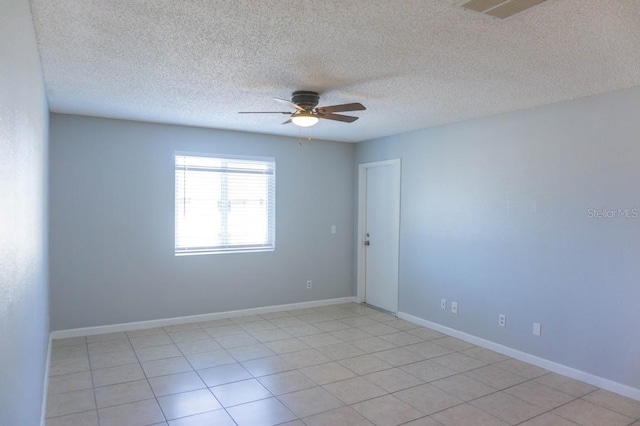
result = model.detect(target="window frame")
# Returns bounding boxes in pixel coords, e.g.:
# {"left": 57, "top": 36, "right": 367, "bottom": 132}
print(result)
{"left": 174, "top": 152, "right": 276, "bottom": 256}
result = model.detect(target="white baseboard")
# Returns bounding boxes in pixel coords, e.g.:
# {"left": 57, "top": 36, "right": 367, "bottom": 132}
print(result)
{"left": 40, "top": 335, "right": 52, "bottom": 426}
{"left": 398, "top": 312, "right": 640, "bottom": 402}
{"left": 51, "top": 297, "right": 355, "bottom": 339}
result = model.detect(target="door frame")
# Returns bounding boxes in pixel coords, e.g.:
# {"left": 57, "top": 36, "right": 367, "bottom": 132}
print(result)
{"left": 356, "top": 159, "right": 402, "bottom": 310}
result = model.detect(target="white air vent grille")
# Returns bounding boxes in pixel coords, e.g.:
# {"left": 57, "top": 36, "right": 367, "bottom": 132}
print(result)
{"left": 460, "top": 0, "right": 547, "bottom": 19}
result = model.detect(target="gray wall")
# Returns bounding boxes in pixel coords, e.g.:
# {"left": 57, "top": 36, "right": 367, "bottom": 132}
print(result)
{"left": 356, "top": 87, "right": 640, "bottom": 390}
{"left": 49, "top": 114, "right": 355, "bottom": 330}
{"left": 0, "top": 0, "right": 50, "bottom": 424}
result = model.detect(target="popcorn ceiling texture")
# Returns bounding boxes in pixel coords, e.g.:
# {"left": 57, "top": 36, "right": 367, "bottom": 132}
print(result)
{"left": 30, "top": 0, "right": 640, "bottom": 142}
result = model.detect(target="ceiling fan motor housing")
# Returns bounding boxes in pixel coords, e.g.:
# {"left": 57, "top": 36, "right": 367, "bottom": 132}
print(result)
{"left": 292, "top": 91, "right": 320, "bottom": 110}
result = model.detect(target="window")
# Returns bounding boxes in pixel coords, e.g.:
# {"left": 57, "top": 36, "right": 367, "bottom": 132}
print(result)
{"left": 175, "top": 154, "right": 275, "bottom": 255}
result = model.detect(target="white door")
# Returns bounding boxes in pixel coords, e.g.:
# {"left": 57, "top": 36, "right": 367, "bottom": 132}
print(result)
{"left": 358, "top": 160, "right": 401, "bottom": 313}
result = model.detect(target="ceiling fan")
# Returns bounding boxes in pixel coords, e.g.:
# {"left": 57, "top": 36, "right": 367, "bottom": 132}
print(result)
{"left": 239, "top": 91, "right": 366, "bottom": 127}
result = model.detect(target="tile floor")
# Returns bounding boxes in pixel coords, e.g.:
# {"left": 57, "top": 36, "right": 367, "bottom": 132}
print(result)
{"left": 46, "top": 303, "right": 640, "bottom": 426}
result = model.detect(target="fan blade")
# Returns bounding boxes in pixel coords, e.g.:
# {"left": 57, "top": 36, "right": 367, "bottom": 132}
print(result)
{"left": 238, "top": 111, "right": 292, "bottom": 114}
{"left": 282, "top": 119, "right": 292, "bottom": 125}
{"left": 317, "top": 112, "right": 359, "bottom": 123}
{"left": 273, "top": 97, "right": 305, "bottom": 112}
{"left": 316, "top": 103, "right": 366, "bottom": 113}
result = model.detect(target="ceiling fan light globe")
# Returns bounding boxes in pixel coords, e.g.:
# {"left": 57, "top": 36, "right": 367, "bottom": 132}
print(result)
{"left": 291, "top": 113, "right": 319, "bottom": 127}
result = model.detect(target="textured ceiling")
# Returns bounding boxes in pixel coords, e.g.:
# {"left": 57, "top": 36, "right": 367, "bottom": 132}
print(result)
{"left": 30, "top": 0, "right": 640, "bottom": 142}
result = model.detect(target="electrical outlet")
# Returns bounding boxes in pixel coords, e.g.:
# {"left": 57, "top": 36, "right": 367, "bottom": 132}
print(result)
{"left": 306, "top": 280, "right": 312, "bottom": 289}
{"left": 331, "top": 225, "right": 337, "bottom": 234}
{"left": 533, "top": 322, "right": 541, "bottom": 336}
{"left": 499, "top": 314, "right": 506, "bottom": 327}
{"left": 451, "top": 302, "right": 458, "bottom": 314}
{"left": 440, "top": 299, "right": 446, "bottom": 310}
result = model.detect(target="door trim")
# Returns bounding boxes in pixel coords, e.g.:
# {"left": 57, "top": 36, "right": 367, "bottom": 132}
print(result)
{"left": 356, "top": 159, "right": 401, "bottom": 309}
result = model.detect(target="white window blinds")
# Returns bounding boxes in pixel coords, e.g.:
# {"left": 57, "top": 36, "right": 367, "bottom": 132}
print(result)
{"left": 175, "top": 154, "right": 275, "bottom": 255}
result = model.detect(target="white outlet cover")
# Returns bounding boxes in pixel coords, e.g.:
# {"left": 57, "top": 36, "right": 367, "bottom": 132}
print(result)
{"left": 451, "top": 302, "right": 458, "bottom": 314}
{"left": 440, "top": 299, "right": 446, "bottom": 309}
{"left": 533, "top": 322, "right": 541, "bottom": 336}
{"left": 499, "top": 314, "right": 506, "bottom": 327}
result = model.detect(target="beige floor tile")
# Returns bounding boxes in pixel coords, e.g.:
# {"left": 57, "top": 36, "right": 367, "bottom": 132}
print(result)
{"left": 97, "top": 398, "right": 165, "bottom": 426}
{"left": 337, "top": 316, "right": 380, "bottom": 328}
{"left": 94, "top": 379, "right": 154, "bottom": 408}
{"left": 211, "top": 378, "right": 272, "bottom": 407}
{"left": 89, "top": 349, "right": 138, "bottom": 369}
{"left": 400, "top": 359, "right": 457, "bottom": 382}
{"left": 303, "top": 406, "right": 374, "bottom": 426}
{"left": 129, "top": 333, "right": 173, "bottom": 349}
{"left": 50, "top": 345, "right": 88, "bottom": 361}
{"left": 167, "top": 408, "right": 236, "bottom": 426}
{"left": 241, "top": 355, "right": 294, "bottom": 377}
{"left": 45, "top": 409, "right": 98, "bottom": 426}
{"left": 395, "top": 383, "right": 463, "bottom": 415}
{"left": 430, "top": 373, "right": 497, "bottom": 402}
{"left": 87, "top": 339, "right": 133, "bottom": 356}
{"left": 203, "top": 324, "right": 245, "bottom": 338}
{"left": 534, "top": 373, "right": 597, "bottom": 397}
{"left": 432, "top": 337, "right": 475, "bottom": 351}
{"left": 359, "top": 323, "right": 400, "bottom": 336}
{"left": 432, "top": 403, "right": 509, "bottom": 426}
{"left": 406, "top": 328, "right": 446, "bottom": 341}
{"left": 49, "top": 356, "right": 90, "bottom": 377}
{"left": 329, "top": 328, "right": 373, "bottom": 341}
{"left": 323, "top": 377, "right": 387, "bottom": 404}
{"left": 226, "top": 343, "right": 276, "bottom": 362}
{"left": 157, "top": 388, "right": 221, "bottom": 420}
{"left": 148, "top": 371, "right": 207, "bottom": 396}
{"left": 175, "top": 338, "right": 222, "bottom": 355}
{"left": 470, "top": 391, "right": 546, "bottom": 424}
{"left": 552, "top": 399, "right": 635, "bottom": 426}
{"left": 197, "top": 363, "right": 251, "bottom": 388}
{"left": 493, "top": 359, "right": 548, "bottom": 379}
{"left": 264, "top": 338, "right": 311, "bottom": 355}
{"left": 126, "top": 327, "right": 167, "bottom": 338}
{"left": 379, "top": 331, "right": 425, "bottom": 346}
{"left": 227, "top": 397, "right": 297, "bottom": 426}
{"left": 164, "top": 322, "right": 202, "bottom": 332}
{"left": 316, "top": 342, "right": 367, "bottom": 360}
{"left": 430, "top": 352, "right": 487, "bottom": 373}
{"left": 46, "top": 389, "right": 96, "bottom": 418}
{"left": 47, "top": 371, "right": 93, "bottom": 395}
{"left": 267, "top": 317, "right": 307, "bottom": 328}
{"left": 372, "top": 347, "right": 424, "bottom": 366}
{"left": 280, "top": 348, "right": 331, "bottom": 368}
{"left": 464, "top": 365, "right": 528, "bottom": 389}
{"left": 364, "top": 367, "right": 425, "bottom": 393}
{"left": 519, "top": 412, "right": 584, "bottom": 426}
{"left": 86, "top": 332, "right": 128, "bottom": 343}
{"left": 298, "top": 333, "right": 344, "bottom": 348}
{"left": 231, "top": 314, "right": 264, "bottom": 324}
{"left": 249, "top": 328, "right": 292, "bottom": 343}
{"left": 460, "top": 347, "right": 509, "bottom": 364}
{"left": 503, "top": 380, "right": 575, "bottom": 410}
{"left": 402, "top": 416, "right": 446, "bottom": 426}
{"left": 352, "top": 337, "right": 397, "bottom": 353}
{"left": 352, "top": 394, "right": 424, "bottom": 426}
{"left": 135, "top": 344, "right": 182, "bottom": 362}
{"left": 405, "top": 342, "right": 455, "bottom": 359}
{"left": 142, "top": 356, "right": 193, "bottom": 378}
{"left": 301, "top": 361, "right": 357, "bottom": 385}
{"left": 215, "top": 333, "right": 260, "bottom": 349}
{"left": 278, "top": 386, "right": 344, "bottom": 418}
{"left": 52, "top": 337, "right": 87, "bottom": 348}
{"left": 282, "top": 324, "right": 323, "bottom": 337}
{"left": 92, "top": 363, "right": 145, "bottom": 387}
{"left": 185, "top": 350, "right": 235, "bottom": 370}
{"left": 582, "top": 389, "right": 640, "bottom": 418}
{"left": 339, "top": 354, "right": 393, "bottom": 376}
{"left": 315, "top": 320, "right": 353, "bottom": 332}
{"left": 239, "top": 320, "right": 278, "bottom": 332}
{"left": 168, "top": 329, "right": 211, "bottom": 343}
{"left": 258, "top": 370, "right": 317, "bottom": 395}
{"left": 384, "top": 318, "right": 421, "bottom": 331}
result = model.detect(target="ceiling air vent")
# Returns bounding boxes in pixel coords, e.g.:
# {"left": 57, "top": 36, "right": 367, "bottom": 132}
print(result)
{"left": 459, "top": 0, "right": 547, "bottom": 19}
